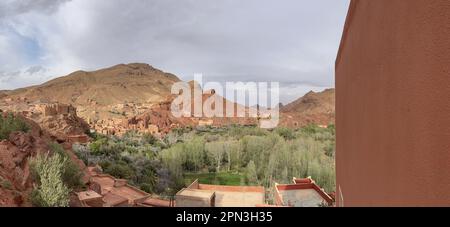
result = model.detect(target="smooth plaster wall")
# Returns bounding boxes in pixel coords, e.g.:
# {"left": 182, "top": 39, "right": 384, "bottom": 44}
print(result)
{"left": 336, "top": 0, "right": 450, "bottom": 206}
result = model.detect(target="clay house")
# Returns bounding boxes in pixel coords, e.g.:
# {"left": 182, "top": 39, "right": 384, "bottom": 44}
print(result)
{"left": 35, "top": 103, "right": 77, "bottom": 117}
{"left": 198, "top": 119, "right": 214, "bottom": 127}
{"left": 274, "top": 177, "right": 334, "bottom": 207}
{"left": 176, "top": 179, "right": 266, "bottom": 207}
{"left": 88, "top": 174, "right": 149, "bottom": 207}
{"left": 77, "top": 190, "right": 104, "bottom": 207}
{"left": 78, "top": 167, "right": 174, "bottom": 207}
{"left": 67, "top": 135, "right": 90, "bottom": 144}
{"left": 136, "top": 197, "right": 175, "bottom": 207}
{"left": 78, "top": 167, "right": 149, "bottom": 207}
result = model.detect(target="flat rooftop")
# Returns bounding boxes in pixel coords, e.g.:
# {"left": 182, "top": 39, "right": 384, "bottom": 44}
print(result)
{"left": 90, "top": 174, "right": 149, "bottom": 204}
{"left": 177, "top": 180, "right": 266, "bottom": 207}
{"left": 139, "top": 197, "right": 174, "bottom": 207}
{"left": 109, "top": 185, "right": 148, "bottom": 201}
{"left": 278, "top": 188, "right": 325, "bottom": 207}
{"left": 103, "top": 192, "right": 128, "bottom": 206}
{"left": 275, "top": 182, "right": 333, "bottom": 207}
{"left": 91, "top": 175, "right": 115, "bottom": 194}
{"left": 77, "top": 190, "right": 102, "bottom": 202}
{"left": 214, "top": 190, "right": 265, "bottom": 207}
{"left": 199, "top": 183, "right": 265, "bottom": 207}
{"left": 177, "top": 188, "right": 215, "bottom": 199}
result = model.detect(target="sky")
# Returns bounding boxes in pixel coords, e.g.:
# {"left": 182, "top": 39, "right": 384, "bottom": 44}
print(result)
{"left": 0, "top": 0, "right": 350, "bottom": 104}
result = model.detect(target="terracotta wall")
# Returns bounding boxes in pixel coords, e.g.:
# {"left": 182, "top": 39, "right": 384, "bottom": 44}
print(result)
{"left": 336, "top": 0, "right": 450, "bottom": 206}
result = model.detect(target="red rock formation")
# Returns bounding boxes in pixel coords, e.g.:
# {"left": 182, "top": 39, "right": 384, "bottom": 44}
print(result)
{"left": 0, "top": 116, "right": 51, "bottom": 206}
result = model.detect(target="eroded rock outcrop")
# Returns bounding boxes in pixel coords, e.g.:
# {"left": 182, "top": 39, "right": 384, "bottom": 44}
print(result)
{"left": 0, "top": 119, "right": 51, "bottom": 206}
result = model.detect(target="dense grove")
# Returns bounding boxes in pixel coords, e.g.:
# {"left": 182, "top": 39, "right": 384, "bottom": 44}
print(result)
{"left": 74, "top": 124, "right": 336, "bottom": 197}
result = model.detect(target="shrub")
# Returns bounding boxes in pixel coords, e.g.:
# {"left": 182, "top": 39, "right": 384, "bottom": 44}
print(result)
{"left": 29, "top": 189, "right": 44, "bottom": 207}
{"left": 0, "top": 178, "right": 13, "bottom": 190}
{"left": 275, "top": 127, "right": 295, "bottom": 140}
{"left": 140, "top": 183, "right": 153, "bottom": 193}
{"left": 89, "top": 138, "right": 108, "bottom": 154}
{"left": 73, "top": 144, "right": 89, "bottom": 165}
{"left": 103, "top": 161, "right": 135, "bottom": 179}
{"left": 62, "top": 161, "right": 83, "bottom": 189}
{"left": 0, "top": 113, "right": 30, "bottom": 140}
{"left": 49, "top": 143, "right": 83, "bottom": 189}
{"left": 142, "top": 133, "right": 157, "bottom": 145}
{"left": 29, "top": 153, "right": 70, "bottom": 207}
{"left": 300, "top": 124, "right": 319, "bottom": 135}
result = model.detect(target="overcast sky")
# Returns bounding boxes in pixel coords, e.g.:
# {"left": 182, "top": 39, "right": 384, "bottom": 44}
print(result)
{"left": 0, "top": 0, "right": 349, "bottom": 104}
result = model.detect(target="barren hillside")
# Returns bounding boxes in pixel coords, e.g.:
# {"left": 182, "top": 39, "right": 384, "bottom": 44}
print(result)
{"left": 3, "top": 63, "right": 180, "bottom": 120}
{"left": 280, "top": 89, "right": 335, "bottom": 128}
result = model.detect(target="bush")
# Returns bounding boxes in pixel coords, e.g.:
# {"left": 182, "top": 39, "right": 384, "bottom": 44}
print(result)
{"left": 140, "top": 183, "right": 153, "bottom": 193}
{"left": 62, "top": 161, "right": 83, "bottom": 189}
{"left": 275, "top": 127, "right": 295, "bottom": 140}
{"left": 0, "top": 178, "right": 13, "bottom": 190}
{"left": 29, "top": 153, "right": 70, "bottom": 207}
{"left": 29, "top": 189, "right": 44, "bottom": 207}
{"left": 300, "top": 124, "right": 319, "bottom": 135}
{"left": 0, "top": 113, "right": 30, "bottom": 140}
{"left": 103, "top": 161, "right": 135, "bottom": 179}
{"left": 89, "top": 138, "right": 109, "bottom": 155}
{"left": 142, "top": 133, "right": 157, "bottom": 145}
{"left": 73, "top": 144, "right": 89, "bottom": 165}
{"left": 49, "top": 143, "right": 83, "bottom": 189}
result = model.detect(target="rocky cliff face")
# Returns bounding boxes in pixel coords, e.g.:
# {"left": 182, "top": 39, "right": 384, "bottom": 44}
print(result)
{"left": 0, "top": 115, "right": 52, "bottom": 207}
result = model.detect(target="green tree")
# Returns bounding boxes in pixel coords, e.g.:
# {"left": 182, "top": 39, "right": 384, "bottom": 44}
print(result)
{"left": 246, "top": 161, "right": 258, "bottom": 185}
{"left": 205, "top": 141, "right": 225, "bottom": 172}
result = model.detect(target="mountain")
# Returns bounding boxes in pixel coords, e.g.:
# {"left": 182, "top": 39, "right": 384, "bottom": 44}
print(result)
{"left": 0, "top": 91, "right": 8, "bottom": 99}
{"left": 3, "top": 63, "right": 180, "bottom": 120}
{"left": 281, "top": 88, "right": 335, "bottom": 114}
{"left": 279, "top": 88, "right": 335, "bottom": 128}
{"left": 1, "top": 63, "right": 335, "bottom": 134}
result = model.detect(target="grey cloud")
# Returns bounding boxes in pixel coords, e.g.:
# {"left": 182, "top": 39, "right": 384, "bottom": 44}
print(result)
{"left": 26, "top": 65, "right": 47, "bottom": 75}
{"left": 61, "top": 0, "right": 348, "bottom": 84}
{"left": 0, "top": 66, "right": 50, "bottom": 88}
{"left": 0, "top": 71, "right": 20, "bottom": 83}
{"left": 0, "top": 0, "right": 71, "bottom": 19}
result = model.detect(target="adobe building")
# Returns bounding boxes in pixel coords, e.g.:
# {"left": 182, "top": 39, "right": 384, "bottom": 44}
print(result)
{"left": 336, "top": 0, "right": 450, "bottom": 206}
{"left": 274, "top": 178, "right": 334, "bottom": 207}
{"left": 176, "top": 180, "right": 266, "bottom": 207}
{"left": 78, "top": 167, "right": 174, "bottom": 207}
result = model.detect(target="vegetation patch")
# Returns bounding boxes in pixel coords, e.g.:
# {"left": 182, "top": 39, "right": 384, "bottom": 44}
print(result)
{"left": 183, "top": 172, "right": 246, "bottom": 186}
{"left": 0, "top": 113, "right": 30, "bottom": 140}
{"left": 29, "top": 143, "right": 83, "bottom": 207}
{"left": 75, "top": 124, "right": 336, "bottom": 196}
